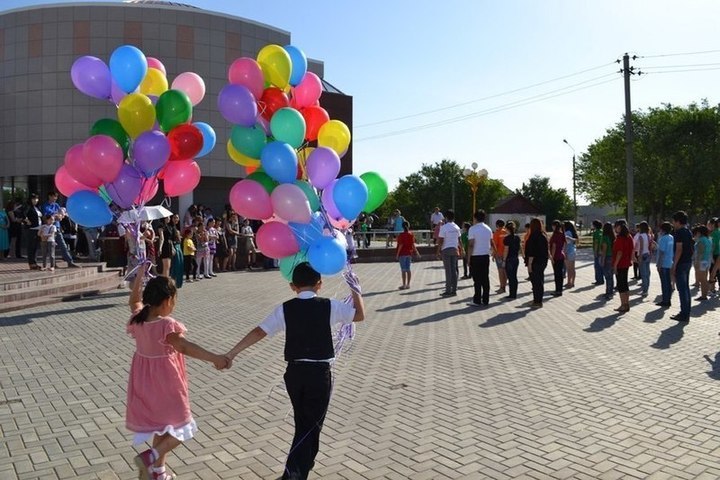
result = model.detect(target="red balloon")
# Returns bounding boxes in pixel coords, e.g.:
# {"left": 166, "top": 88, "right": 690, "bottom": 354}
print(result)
{"left": 259, "top": 87, "right": 289, "bottom": 121}
{"left": 168, "top": 124, "right": 203, "bottom": 161}
{"left": 301, "top": 106, "right": 330, "bottom": 141}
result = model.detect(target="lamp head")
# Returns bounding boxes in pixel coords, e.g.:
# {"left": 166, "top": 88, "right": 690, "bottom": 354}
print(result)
{"left": 463, "top": 168, "right": 472, "bottom": 176}
{"left": 471, "top": 162, "right": 478, "bottom": 169}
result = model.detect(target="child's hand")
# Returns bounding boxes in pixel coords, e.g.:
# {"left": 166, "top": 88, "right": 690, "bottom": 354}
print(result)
{"left": 212, "top": 355, "right": 229, "bottom": 370}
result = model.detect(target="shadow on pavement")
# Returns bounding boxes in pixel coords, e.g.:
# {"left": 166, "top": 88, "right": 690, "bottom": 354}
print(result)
{"left": 363, "top": 289, "right": 401, "bottom": 298}
{"left": 479, "top": 310, "right": 527, "bottom": 328}
{"left": 577, "top": 300, "right": 606, "bottom": 313}
{"left": 570, "top": 284, "right": 598, "bottom": 293}
{"left": 0, "top": 304, "right": 116, "bottom": 328}
{"left": 584, "top": 312, "right": 623, "bottom": 332}
{"left": 650, "top": 322, "right": 687, "bottom": 349}
{"left": 404, "top": 306, "right": 473, "bottom": 326}
{"left": 377, "top": 298, "right": 438, "bottom": 313}
{"left": 644, "top": 307, "right": 667, "bottom": 323}
{"left": 704, "top": 352, "right": 720, "bottom": 379}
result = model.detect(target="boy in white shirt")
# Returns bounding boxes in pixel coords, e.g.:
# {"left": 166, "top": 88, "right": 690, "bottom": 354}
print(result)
{"left": 38, "top": 214, "right": 57, "bottom": 271}
{"left": 437, "top": 210, "right": 463, "bottom": 296}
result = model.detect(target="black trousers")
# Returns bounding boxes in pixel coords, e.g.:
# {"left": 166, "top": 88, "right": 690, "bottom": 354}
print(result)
{"left": 552, "top": 259, "right": 564, "bottom": 293}
{"left": 282, "top": 362, "right": 332, "bottom": 480}
{"left": 506, "top": 256, "right": 519, "bottom": 298}
{"left": 27, "top": 228, "right": 39, "bottom": 266}
{"left": 470, "top": 255, "right": 490, "bottom": 305}
{"left": 530, "top": 259, "right": 547, "bottom": 304}
{"left": 183, "top": 255, "right": 197, "bottom": 279}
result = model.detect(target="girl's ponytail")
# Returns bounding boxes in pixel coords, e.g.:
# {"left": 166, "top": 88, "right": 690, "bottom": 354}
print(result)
{"left": 131, "top": 305, "right": 151, "bottom": 325}
{"left": 129, "top": 277, "right": 177, "bottom": 325}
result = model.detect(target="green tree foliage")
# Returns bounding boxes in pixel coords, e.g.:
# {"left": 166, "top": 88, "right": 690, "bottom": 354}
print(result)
{"left": 377, "top": 159, "right": 510, "bottom": 229}
{"left": 577, "top": 101, "right": 720, "bottom": 222}
{"left": 517, "top": 176, "right": 574, "bottom": 226}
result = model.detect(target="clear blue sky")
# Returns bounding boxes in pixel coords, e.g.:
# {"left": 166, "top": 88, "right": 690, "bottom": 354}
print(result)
{"left": 5, "top": 0, "right": 720, "bottom": 203}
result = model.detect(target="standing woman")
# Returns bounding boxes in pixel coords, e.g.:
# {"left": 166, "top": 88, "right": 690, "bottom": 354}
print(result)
{"left": 215, "top": 219, "right": 228, "bottom": 272}
{"left": 600, "top": 222, "right": 616, "bottom": 300}
{"left": 8, "top": 200, "right": 24, "bottom": 259}
{"left": 564, "top": 221, "right": 578, "bottom": 288}
{"left": 156, "top": 216, "right": 175, "bottom": 278}
{"left": 143, "top": 222, "right": 157, "bottom": 276}
{"left": 24, "top": 194, "right": 42, "bottom": 269}
{"left": 524, "top": 218, "right": 549, "bottom": 308}
{"left": 636, "top": 221, "right": 651, "bottom": 296}
{"left": 503, "top": 221, "right": 521, "bottom": 300}
{"left": 694, "top": 225, "right": 712, "bottom": 301}
{"left": 549, "top": 220, "right": 566, "bottom": 297}
{"left": 0, "top": 205, "right": 9, "bottom": 259}
{"left": 169, "top": 214, "right": 184, "bottom": 288}
{"left": 613, "top": 222, "right": 634, "bottom": 313}
{"left": 225, "top": 213, "right": 240, "bottom": 271}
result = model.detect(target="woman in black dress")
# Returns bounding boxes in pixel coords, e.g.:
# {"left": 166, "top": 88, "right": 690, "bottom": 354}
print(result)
{"left": 524, "top": 217, "right": 549, "bottom": 308}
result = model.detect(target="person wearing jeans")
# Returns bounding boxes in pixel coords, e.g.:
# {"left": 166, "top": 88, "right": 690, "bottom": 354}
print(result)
{"left": 671, "top": 211, "right": 694, "bottom": 322}
{"left": 636, "top": 221, "right": 652, "bottom": 296}
{"left": 502, "top": 221, "right": 521, "bottom": 299}
{"left": 600, "top": 222, "right": 615, "bottom": 300}
{"left": 42, "top": 192, "right": 79, "bottom": 268}
{"left": 656, "top": 222, "right": 674, "bottom": 307}
{"left": 524, "top": 218, "right": 549, "bottom": 308}
{"left": 592, "top": 220, "right": 604, "bottom": 285}
{"left": 437, "top": 210, "right": 462, "bottom": 297}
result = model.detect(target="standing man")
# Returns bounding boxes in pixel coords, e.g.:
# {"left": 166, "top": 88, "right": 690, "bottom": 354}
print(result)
{"left": 42, "top": 192, "right": 79, "bottom": 268}
{"left": 23, "top": 193, "right": 42, "bottom": 270}
{"left": 670, "top": 210, "right": 693, "bottom": 322}
{"left": 437, "top": 209, "right": 462, "bottom": 297}
{"left": 467, "top": 209, "right": 494, "bottom": 307}
{"left": 591, "top": 219, "right": 604, "bottom": 285}
{"left": 430, "top": 207, "right": 444, "bottom": 245}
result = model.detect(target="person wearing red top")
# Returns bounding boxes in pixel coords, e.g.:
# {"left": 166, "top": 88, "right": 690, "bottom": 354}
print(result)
{"left": 396, "top": 221, "right": 421, "bottom": 290}
{"left": 612, "top": 221, "right": 635, "bottom": 313}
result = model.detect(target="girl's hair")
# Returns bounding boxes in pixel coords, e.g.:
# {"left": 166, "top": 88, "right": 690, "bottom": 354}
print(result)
{"left": 183, "top": 227, "right": 192, "bottom": 237}
{"left": 564, "top": 221, "right": 578, "bottom": 239}
{"left": 506, "top": 221, "right": 516, "bottom": 234}
{"left": 529, "top": 218, "right": 547, "bottom": 237}
{"left": 639, "top": 221, "right": 649, "bottom": 233}
{"left": 618, "top": 223, "right": 630, "bottom": 237}
{"left": 402, "top": 221, "right": 410, "bottom": 232}
{"left": 130, "top": 277, "right": 178, "bottom": 324}
{"left": 552, "top": 220, "right": 562, "bottom": 232}
{"left": 602, "top": 222, "right": 615, "bottom": 240}
{"left": 698, "top": 225, "right": 709, "bottom": 236}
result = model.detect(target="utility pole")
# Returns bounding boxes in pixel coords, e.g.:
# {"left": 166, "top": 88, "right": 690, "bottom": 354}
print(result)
{"left": 622, "top": 53, "right": 635, "bottom": 222}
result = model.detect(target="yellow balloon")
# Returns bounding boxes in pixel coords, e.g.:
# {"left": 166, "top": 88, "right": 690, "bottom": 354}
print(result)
{"left": 317, "top": 120, "right": 351, "bottom": 154}
{"left": 227, "top": 140, "right": 261, "bottom": 167}
{"left": 297, "top": 146, "right": 315, "bottom": 163}
{"left": 257, "top": 44, "right": 292, "bottom": 89}
{"left": 117, "top": 93, "right": 156, "bottom": 139}
{"left": 139, "top": 68, "right": 169, "bottom": 96}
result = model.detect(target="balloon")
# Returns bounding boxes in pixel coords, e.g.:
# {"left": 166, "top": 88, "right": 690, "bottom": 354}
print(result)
{"left": 261, "top": 141, "right": 298, "bottom": 184}
{"left": 90, "top": 118, "right": 130, "bottom": 158}
{"left": 218, "top": 84, "right": 257, "bottom": 127}
{"left": 332, "top": 175, "right": 368, "bottom": 221}
{"left": 228, "top": 58, "right": 264, "bottom": 99}
{"left": 271, "top": 183, "right": 312, "bottom": 223}
{"left": 98, "top": 185, "right": 112, "bottom": 204}
{"left": 293, "top": 72, "right": 322, "bottom": 109}
{"left": 172, "top": 72, "right": 206, "bottom": 106}
{"left": 230, "top": 124, "right": 267, "bottom": 159}
{"left": 289, "top": 212, "right": 325, "bottom": 250}
{"left": 66, "top": 190, "right": 113, "bottom": 227}
{"left": 118, "top": 93, "right": 156, "bottom": 138}
{"left": 259, "top": 87, "right": 289, "bottom": 121}
{"left": 229, "top": 179, "right": 273, "bottom": 220}
{"left": 294, "top": 180, "right": 320, "bottom": 212}
{"left": 227, "top": 140, "right": 261, "bottom": 167}
{"left": 64, "top": 144, "right": 103, "bottom": 188}
{"left": 279, "top": 250, "right": 310, "bottom": 282}
{"left": 245, "top": 165, "right": 258, "bottom": 175}
{"left": 104, "top": 164, "right": 143, "bottom": 209}
{"left": 256, "top": 221, "right": 299, "bottom": 259}
{"left": 329, "top": 217, "right": 351, "bottom": 230}
{"left": 194, "top": 122, "right": 216, "bottom": 158}
{"left": 318, "top": 120, "right": 351, "bottom": 155}
{"left": 360, "top": 172, "right": 389, "bottom": 213}
{"left": 146, "top": 57, "right": 166, "bottom": 76}
{"left": 156, "top": 89, "right": 193, "bottom": 132}
{"left": 308, "top": 236, "right": 346, "bottom": 276}
{"left": 109, "top": 45, "right": 148, "bottom": 94}
{"left": 246, "top": 171, "right": 278, "bottom": 194}
{"left": 300, "top": 106, "right": 329, "bottom": 141}
{"left": 136, "top": 176, "right": 159, "bottom": 205}
{"left": 71, "top": 56, "right": 111, "bottom": 99}
{"left": 283, "top": 45, "right": 308, "bottom": 87}
{"left": 83, "top": 135, "right": 124, "bottom": 183}
{"left": 110, "top": 79, "right": 127, "bottom": 105}
{"left": 167, "top": 123, "right": 203, "bottom": 161}
{"left": 163, "top": 160, "right": 201, "bottom": 197}
{"left": 257, "top": 44, "right": 292, "bottom": 89}
{"left": 321, "top": 180, "right": 344, "bottom": 220}
{"left": 133, "top": 130, "right": 171, "bottom": 177}
{"left": 139, "top": 67, "right": 168, "bottom": 96}
{"left": 55, "top": 165, "right": 94, "bottom": 197}
{"left": 306, "top": 147, "right": 340, "bottom": 189}
{"left": 270, "top": 108, "right": 306, "bottom": 149}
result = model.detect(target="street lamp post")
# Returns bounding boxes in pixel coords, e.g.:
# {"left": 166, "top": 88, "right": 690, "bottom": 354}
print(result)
{"left": 562, "top": 139, "right": 578, "bottom": 226}
{"left": 463, "top": 163, "right": 488, "bottom": 214}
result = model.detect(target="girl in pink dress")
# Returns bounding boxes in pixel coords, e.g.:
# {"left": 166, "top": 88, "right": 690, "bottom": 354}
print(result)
{"left": 127, "top": 273, "right": 228, "bottom": 480}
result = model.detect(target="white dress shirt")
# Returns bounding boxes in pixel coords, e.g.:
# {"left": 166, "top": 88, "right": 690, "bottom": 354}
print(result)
{"left": 468, "top": 222, "right": 493, "bottom": 255}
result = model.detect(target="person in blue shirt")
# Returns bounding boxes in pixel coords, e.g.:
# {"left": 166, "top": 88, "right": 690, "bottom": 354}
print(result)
{"left": 656, "top": 222, "right": 674, "bottom": 307}
{"left": 42, "top": 191, "right": 79, "bottom": 268}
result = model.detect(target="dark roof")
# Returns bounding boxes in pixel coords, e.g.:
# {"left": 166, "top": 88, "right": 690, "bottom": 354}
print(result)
{"left": 492, "top": 194, "right": 542, "bottom": 214}
{"left": 123, "top": 0, "right": 199, "bottom": 8}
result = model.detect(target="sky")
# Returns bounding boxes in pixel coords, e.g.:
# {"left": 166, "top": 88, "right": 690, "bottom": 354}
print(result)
{"left": 5, "top": 0, "right": 720, "bottom": 203}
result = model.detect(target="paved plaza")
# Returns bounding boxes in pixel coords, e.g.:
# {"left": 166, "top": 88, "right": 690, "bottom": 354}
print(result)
{"left": 2, "top": 252, "right": 720, "bottom": 479}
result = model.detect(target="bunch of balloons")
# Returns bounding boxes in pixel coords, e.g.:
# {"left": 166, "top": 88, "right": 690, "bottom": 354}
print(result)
{"left": 223, "top": 44, "right": 388, "bottom": 277}
{"left": 59, "top": 45, "right": 216, "bottom": 227}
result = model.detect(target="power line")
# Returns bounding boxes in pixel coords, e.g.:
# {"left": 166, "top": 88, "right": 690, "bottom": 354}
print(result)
{"left": 639, "top": 62, "right": 720, "bottom": 70}
{"left": 641, "top": 66, "right": 720, "bottom": 75}
{"left": 638, "top": 49, "right": 720, "bottom": 59}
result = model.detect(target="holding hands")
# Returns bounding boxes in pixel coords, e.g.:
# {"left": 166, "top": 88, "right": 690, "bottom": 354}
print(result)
{"left": 212, "top": 354, "right": 233, "bottom": 370}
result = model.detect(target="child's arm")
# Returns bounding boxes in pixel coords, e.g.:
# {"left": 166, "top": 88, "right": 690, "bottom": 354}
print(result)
{"left": 166, "top": 333, "right": 228, "bottom": 369}
{"left": 351, "top": 290, "right": 365, "bottom": 322}
{"left": 128, "top": 270, "right": 144, "bottom": 313}
{"left": 226, "top": 326, "right": 267, "bottom": 360}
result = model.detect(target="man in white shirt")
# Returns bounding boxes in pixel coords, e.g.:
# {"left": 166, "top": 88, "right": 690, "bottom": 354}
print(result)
{"left": 466, "top": 209, "right": 495, "bottom": 306}
{"left": 430, "top": 207, "right": 444, "bottom": 245}
{"left": 437, "top": 210, "right": 463, "bottom": 297}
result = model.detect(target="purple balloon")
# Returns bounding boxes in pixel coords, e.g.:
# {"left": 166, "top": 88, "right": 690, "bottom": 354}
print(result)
{"left": 133, "top": 130, "right": 171, "bottom": 177}
{"left": 306, "top": 147, "right": 341, "bottom": 190}
{"left": 110, "top": 79, "right": 126, "bottom": 105}
{"left": 321, "top": 180, "right": 343, "bottom": 220}
{"left": 218, "top": 84, "right": 258, "bottom": 127}
{"left": 105, "top": 164, "right": 143, "bottom": 209}
{"left": 71, "top": 56, "right": 111, "bottom": 100}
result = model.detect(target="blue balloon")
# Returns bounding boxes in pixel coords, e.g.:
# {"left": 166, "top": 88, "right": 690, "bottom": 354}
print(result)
{"left": 67, "top": 190, "right": 113, "bottom": 228}
{"left": 289, "top": 212, "right": 325, "bottom": 250}
{"left": 194, "top": 122, "right": 216, "bottom": 158}
{"left": 261, "top": 141, "right": 298, "bottom": 184}
{"left": 109, "top": 45, "right": 148, "bottom": 94}
{"left": 308, "top": 236, "right": 346, "bottom": 276}
{"left": 332, "top": 175, "right": 369, "bottom": 221}
{"left": 284, "top": 45, "right": 308, "bottom": 87}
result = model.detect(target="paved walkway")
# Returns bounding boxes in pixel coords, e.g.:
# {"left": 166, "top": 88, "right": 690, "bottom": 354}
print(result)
{"left": 2, "top": 252, "right": 720, "bottom": 479}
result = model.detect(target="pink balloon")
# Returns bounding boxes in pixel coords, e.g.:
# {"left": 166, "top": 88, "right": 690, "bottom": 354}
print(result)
{"left": 292, "top": 72, "right": 322, "bottom": 109}
{"left": 55, "top": 165, "right": 95, "bottom": 197}
{"left": 147, "top": 57, "right": 167, "bottom": 76}
{"left": 329, "top": 217, "right": 351, "bottom": 230}
{"left": 229, "top": 179, "right": 273, "bottom": 220}
{"left": 163, "top": 160, "right": 201, "bottom": 197}
{"left": 228, "top": 57, "right": 264, "bottom": 99}
{"left": 83, "top": 135, "right": 124, "bottom": 183}
{"left": 136, "top": 177, "right": 159, "bottom": 205}
{"left": 271, "top": 183, "right": 312, "bottom": 223}
{"left": 321, "top": 180, "right": 343, "bottom": 220}
{"left": 64, "top": 143, "right": 103, "bottom": 188}
{"left": 256, "top": 221, "right": 299, "bottom": 259}
{"left": 171, "top": 72, "right": 206, "bottom": 106}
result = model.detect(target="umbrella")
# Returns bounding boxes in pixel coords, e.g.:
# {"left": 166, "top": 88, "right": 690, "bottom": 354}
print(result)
{"left": 118, "top": 205, "right": 173, "bottom": 224}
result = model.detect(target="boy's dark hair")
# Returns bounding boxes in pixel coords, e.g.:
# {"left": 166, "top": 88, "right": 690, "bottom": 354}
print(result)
{"left": 444, "top": 209, "right": 455, "bottom": 221}
{"left": 43, "top": 214, "right": 53, "bottom": 221}
{"left": 130, "top": 277, "right": 178, "bottom": 325}
{"left": 402, "top": 221, "right": 410, "bottom": 232}
{"left": 463, "top": 222, "right": 471, "bottom": 229}
{"left": 660, "top": 222, "right": 672, "bottom": 234}
{"left": 474, "top": 210, "right": 486, "bottom": 222}
{"left": 506, "top": 221, "right": 515, "bottom": 234}
{"left": 47, "top": 191, "right": 58, "bottom": 198}
{"left": 292, "top": 262, "right": 321, "bottom": 287}
{"left": 672, "top": 210, "right": 688, "bottom": 225}
{"left": 592, "top": 219, "right": 602, "bottom": 229}
{"left": 496, "top": 219, "right": 505, "bottom": 228}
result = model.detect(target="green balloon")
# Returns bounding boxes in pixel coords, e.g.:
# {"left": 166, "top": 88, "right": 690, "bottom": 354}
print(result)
{"left": 279, "top": 250, "right": 308, "bottom": 282}
{"left": 270, "top": 107, "right": 306, "bottom": 149}
{"left": 294, "top": 180, "right": 320, "bottom": 212}
{"left": 247, "top": 171, "right": 278, "bottom": 194}
{"left": 91, "top": 118, "right": 130, "bottom": 158}
{"left": 156, "top": 89, "right": 192, "bottom": 132}
{"left": 231, "top": 124, "right": 267, "bottom": 159}
{"left": 360, "top": 172, "right": 388, "bottom": 213}
{"left": 98, "top": 185, "right": 113, "bottom": 204}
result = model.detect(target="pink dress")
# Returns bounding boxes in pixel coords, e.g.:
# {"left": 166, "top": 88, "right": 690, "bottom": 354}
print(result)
{"left": 126, "top": 315, "right": 197, "bottom": 445}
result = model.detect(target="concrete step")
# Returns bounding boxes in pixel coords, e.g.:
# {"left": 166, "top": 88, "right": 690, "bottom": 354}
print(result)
{"left": 0, "top": 263, "right": 114, "bottom": 292}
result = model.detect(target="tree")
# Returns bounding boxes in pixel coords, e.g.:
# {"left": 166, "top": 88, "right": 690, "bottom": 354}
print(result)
{"left": 517, "top": 176, "right": 573, "bottom": 226}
